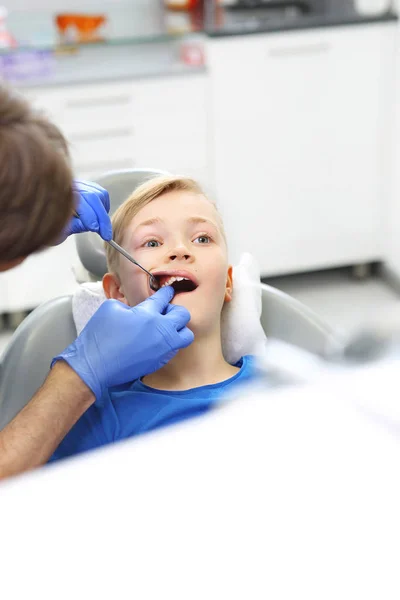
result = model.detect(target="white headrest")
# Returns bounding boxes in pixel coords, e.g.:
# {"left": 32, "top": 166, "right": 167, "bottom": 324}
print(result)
{"left": 73, "top": 253, "right": 267, "bottom": 364}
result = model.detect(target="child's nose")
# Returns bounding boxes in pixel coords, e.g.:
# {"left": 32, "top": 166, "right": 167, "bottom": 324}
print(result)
{"left": 168, "top": 243, "right": 193, "bottom": 262}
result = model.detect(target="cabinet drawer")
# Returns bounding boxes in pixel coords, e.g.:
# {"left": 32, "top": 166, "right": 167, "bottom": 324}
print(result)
{"left": 23, "top": 83, "right": 134, "bottom": 138}
{"left": 61, "top": 94, "right": 134, "bottom": 136}
{"left": 70, "top": 134, "right": 135, "bottom": 176}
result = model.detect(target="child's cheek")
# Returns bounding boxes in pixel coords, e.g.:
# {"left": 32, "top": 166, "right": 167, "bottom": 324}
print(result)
{"left": 128, "top": 277, "right": 151, "bottom": 307}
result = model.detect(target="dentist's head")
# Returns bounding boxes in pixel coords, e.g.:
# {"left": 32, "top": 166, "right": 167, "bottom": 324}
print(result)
{"left": 0, "top": 85, "right": 74, "bottom": 271}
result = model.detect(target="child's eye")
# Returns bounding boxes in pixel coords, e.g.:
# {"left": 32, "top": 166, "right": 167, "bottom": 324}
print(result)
{"left": 194, "top": 235, "right": 211, "bottom": 244}
{"left": 144, "top": 240, "right": 160, "bottom": 248}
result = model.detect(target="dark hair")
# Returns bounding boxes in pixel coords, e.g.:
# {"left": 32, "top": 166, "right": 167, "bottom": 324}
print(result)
{"left": 0, "top": 85, "right": 74, "bottom": 262}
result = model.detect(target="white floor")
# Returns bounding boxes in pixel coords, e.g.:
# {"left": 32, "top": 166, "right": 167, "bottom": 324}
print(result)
{"left": 0, "top": 270, "right": 400, "bottom": 358}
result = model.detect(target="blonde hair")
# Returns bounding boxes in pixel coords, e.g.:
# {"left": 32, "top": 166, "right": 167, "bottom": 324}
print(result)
{"left": 106, "top": 174, "right": 225, "bottom": 274}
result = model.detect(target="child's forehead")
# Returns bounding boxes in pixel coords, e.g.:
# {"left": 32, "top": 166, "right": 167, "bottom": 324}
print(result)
{"left": 131, "top": 190, "right": 219, "bottom": 226}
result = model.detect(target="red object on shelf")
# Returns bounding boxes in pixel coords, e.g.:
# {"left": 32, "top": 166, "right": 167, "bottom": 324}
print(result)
{"left": 55, "top": 14, "right": 107, "bottom": 43}
{"left": 165, "top": 1, "right": 201, "bottom": 11}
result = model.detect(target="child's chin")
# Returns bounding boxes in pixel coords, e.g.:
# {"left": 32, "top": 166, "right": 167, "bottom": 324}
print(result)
{"left": 171, "top": 292, "right": 195, "bottom": 305}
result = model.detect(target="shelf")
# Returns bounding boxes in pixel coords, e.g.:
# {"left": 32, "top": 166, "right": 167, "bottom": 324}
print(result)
{"left": 0, "top": 30, "right": 204, "bottom": 57}
{"left": 1, "top": 1, "right": 204, "bottom": 56}
{"left": 3, "top": 38, "right": 206, "bottom": 90}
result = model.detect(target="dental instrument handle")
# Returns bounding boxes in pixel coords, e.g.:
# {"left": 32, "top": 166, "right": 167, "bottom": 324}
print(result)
{"left": 72, "top": 211, "right": 159, "bottom": 291}
{"left": 105, "top": 240, "right": 160, "bottom": 291}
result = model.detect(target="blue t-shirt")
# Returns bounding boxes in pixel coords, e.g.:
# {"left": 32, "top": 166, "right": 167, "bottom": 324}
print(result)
{"left": 49, "top": 355, "right": 257, "bottom": 463}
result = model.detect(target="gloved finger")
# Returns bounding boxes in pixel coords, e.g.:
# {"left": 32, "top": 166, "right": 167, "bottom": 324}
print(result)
{"left": 143, "top": 286, "right": 174, "bottom": 314}
{"left": 73, "top": 181, "right": 112, "bottom": 241}
{"left": 77, "top": 192, "right": 112, "bottom": 241}
{"left": 73, "top": 180, "right": 110, "bottom": 213}
{"left": 164, "top": 304, "right": 191, "bottom": 330}
{"left": 165, "top": 304, "right": 190, "bottom": 331}
{"left": 88, "top": 194, "right": 112, "bottom": 241}
{"left": 176, "top": 326, "right": 194, "bottom": 349}
{"left": 73, "top": 193, "right": 101, "bottom": 234}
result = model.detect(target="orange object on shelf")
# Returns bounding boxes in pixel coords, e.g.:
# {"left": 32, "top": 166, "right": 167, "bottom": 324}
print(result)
{"left": 55, "top": 13, "right": 107, "bottom": 43}
{"left": 165, "top": 1, "right": 201, "bottom": 11}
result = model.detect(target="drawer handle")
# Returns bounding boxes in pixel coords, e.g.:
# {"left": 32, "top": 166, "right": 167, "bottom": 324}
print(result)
{"left": 69, "top": 128, "right": 133, "bottom": 142}
{"left": 66, "top": 95, "right": 131, "bottom": 108}
{"left": 269, "top": 42, "right": 330, "bottom": 58}
{"left": 76, "top": 158, "right": 135, "bottom": 173}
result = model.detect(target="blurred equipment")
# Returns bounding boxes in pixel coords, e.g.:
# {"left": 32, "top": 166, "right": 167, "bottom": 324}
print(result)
{"left": 354, "top": 0, "right": 393, "bottom": 15}
{"left": 219, "top": 0, "right": 311, "bottom": 14}
{"left": 1, "top": 360, "right": 400, "bottom": 600}
{"left": 55, "top": 13, "right": 107, "bottom": 44}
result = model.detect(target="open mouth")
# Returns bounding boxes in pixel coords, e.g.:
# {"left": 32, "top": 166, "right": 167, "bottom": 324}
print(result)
{"left": 154, "top": 273, "right": 198, "bottom": 294}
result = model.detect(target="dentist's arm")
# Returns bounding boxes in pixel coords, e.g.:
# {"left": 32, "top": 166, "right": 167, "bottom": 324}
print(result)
{"left": 0, "top": 362, "right": 94, "bottom": 480}
{"left": 0, "top": 287, "right": 193, "bottom": 480}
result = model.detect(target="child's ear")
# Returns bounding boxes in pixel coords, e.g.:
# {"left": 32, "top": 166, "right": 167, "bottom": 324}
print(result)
{"left": 224, "top": 265, "right": 233, "bottom": 303}
{"left": 103, "top": 273, "right": 129, "bottom": 305}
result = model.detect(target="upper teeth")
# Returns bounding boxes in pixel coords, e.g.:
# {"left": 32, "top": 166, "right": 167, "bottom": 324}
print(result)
{"left": 161, "top": 276, "right": 190, "bottom": 287}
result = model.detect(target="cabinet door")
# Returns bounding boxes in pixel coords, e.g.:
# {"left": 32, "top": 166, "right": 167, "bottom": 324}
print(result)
{"left": 133, "top": 74, "right": 212, "bottom": 193}
{"left": 208, "top": 25, "right": 396, "bottom": 275}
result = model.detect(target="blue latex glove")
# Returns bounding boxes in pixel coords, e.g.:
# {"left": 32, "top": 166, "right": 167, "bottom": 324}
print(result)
{"left": 52, "top": 286, "right": 194, "bottom": 402}
{"left": 64, "top": 180, "right": 112, "bottom": 241}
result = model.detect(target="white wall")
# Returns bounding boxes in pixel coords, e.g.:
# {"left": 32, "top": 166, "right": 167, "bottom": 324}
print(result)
{"left": 386, "top": 11, "right": 400, "bottom": 278}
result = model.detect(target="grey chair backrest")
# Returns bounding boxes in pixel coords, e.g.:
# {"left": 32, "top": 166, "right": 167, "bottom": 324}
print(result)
{"left": 76, "top": 168, "right": 167, "bottom": 279}
{"left": 0, "top": 296, "right": 76, "bottom": 430}
{"left": 259, "top": 283, "right": 340, "bottom": 357}
{"left": 0, "top": 284, "right": 339, "bottom": 431}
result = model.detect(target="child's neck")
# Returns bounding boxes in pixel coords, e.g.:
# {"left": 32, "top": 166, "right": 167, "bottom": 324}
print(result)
{"left": 142, "top": 328, "right": 239, "bottom": 391}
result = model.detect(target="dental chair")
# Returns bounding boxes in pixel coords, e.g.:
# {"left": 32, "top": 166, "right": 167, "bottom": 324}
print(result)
{"left": 0, "top": 169, "right": 340, "bottom": 430}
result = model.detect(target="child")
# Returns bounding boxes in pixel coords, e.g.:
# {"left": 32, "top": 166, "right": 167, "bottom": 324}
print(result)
{"left": 50, "top": 175, "right": 257, "bottom": 462}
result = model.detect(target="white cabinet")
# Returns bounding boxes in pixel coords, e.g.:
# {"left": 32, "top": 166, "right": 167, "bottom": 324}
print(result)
{"left": 23, "top": 75, "right": 211, "bottom": 186}
{"left": 133, "top": 74, "right": 212, "bottom": 193}
{"left": 208, "top": 24, "right": 397, "bottom": 275}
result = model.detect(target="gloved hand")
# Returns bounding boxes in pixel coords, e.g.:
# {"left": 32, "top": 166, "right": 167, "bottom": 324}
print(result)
{"left": 63, "top": 180, "right": 112, "bottom": 241}
{"left": 52, "top": 286, "right": 194, "bottom": 402}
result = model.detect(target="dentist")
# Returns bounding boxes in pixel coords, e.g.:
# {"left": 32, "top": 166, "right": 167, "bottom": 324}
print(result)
{"left": 0, "top": 86, "right": 193, "bottom": 479}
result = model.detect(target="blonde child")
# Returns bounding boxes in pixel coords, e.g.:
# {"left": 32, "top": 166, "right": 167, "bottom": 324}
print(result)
{"left": 50, "top": 176, "right": 257, "bottom": 461}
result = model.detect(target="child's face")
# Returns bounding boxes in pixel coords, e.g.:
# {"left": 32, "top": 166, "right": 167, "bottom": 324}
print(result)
{"left": 103, "top": 190, "right": 233, "bottom": 334}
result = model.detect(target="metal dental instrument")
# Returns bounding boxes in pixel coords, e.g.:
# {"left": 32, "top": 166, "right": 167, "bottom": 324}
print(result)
{"left": 106, "top": 239, "right": 160, "bottom": 291}
{"left": 73, "top": 211, "right": 160, "bottom": 291}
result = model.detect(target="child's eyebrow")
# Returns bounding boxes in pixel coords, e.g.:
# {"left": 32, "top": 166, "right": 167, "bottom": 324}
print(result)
{"left": 187, "top": 216, "right": 219, "bottom": 229}
{"left": 133, "top": 216, "right": 219, "bottom": 232}
{"left": 133, "top": 217, "right": 163, "bottom": 232}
